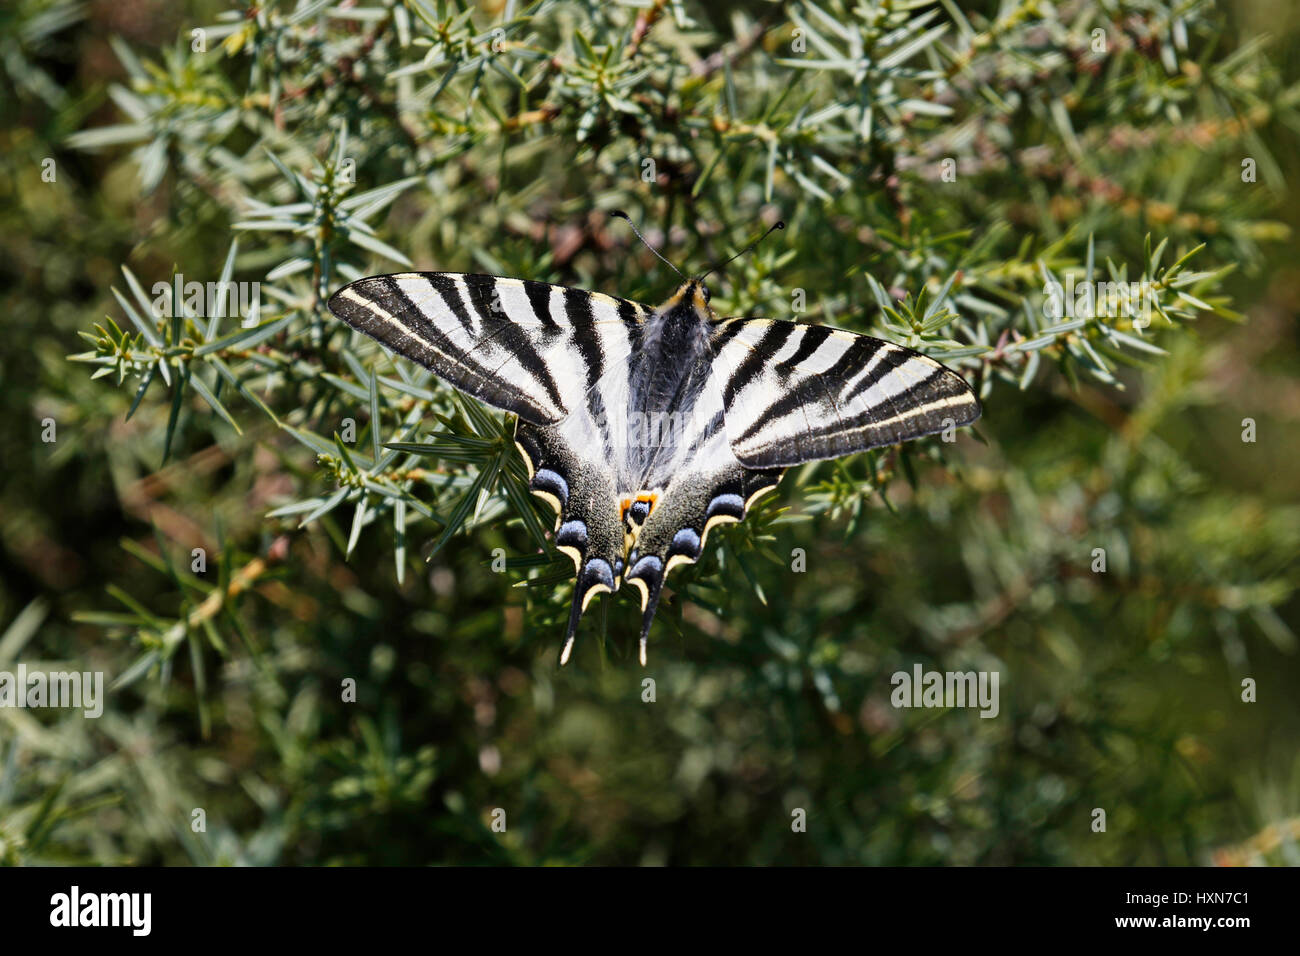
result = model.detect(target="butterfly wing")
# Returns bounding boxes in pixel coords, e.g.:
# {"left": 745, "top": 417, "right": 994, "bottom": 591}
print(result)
{"left": 331, "top": 272, "right": 653, "bottom": 663}
{"left": 709, "top": 318, "right": 981, "bottom": 468}
{"left": 513, "top": 406, "right": 626, "bottom": 667}
{"left": 327, "top": 272, "right": 647, "bottom": 425}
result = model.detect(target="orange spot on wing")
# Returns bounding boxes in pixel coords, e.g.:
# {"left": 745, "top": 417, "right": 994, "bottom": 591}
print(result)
{"left": 621, "top": 492, "right": 660, "bottom": 524}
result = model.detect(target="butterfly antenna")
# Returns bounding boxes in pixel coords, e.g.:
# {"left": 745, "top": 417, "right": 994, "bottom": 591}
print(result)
{"left": 697, "top": 219, "right": 785, "bottom": 284}
{"left": 609, "top": 210, "right": 684, "bottom": 279}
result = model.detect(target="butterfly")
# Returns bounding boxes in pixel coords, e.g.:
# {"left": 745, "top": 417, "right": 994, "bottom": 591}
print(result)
{"left": 327, "top": 218, "right": 981, "bottom": 665}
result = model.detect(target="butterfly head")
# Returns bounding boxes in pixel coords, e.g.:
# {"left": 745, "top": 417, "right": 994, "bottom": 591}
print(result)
{"left": 608, "top": 210, "right": 781, "bottom": 319}
{"left": 661, "top": 279, "right": 714, "bottom": 318}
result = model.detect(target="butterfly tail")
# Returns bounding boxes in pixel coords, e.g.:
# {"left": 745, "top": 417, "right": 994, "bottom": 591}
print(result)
{"left": 559, "top": 576, "right": 587, "bottom": 666}
{"left": 560, "top": 553, "right": 629, "bottom": 665}
{"left": 624, "top": 555, "right": 666, "bottom": 666}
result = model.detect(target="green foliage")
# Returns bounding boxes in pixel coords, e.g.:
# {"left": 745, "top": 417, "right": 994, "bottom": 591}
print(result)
{"left": 2, "top": 0, "right": 1299, "bottom": 865}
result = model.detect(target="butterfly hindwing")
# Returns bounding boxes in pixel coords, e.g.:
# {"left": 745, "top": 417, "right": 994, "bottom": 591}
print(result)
{"left": 328, "top": 273, "right": 646, "bottom": 425}
{"left": 623, "top": 458, "right": 783, "bottom": 664}
{"left": 709, "top": 318, "right": 981, "bottom": 468}
{"left": 514, "top": 413, "right": 625, "bottom": 666}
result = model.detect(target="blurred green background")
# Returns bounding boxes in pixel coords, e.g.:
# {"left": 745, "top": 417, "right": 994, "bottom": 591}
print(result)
{"left": 1, "top": 0, "right": 1298, "bottom": 865}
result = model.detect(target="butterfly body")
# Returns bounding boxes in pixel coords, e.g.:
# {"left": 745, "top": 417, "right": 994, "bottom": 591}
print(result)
{"left": 328, "top": 269, "right": 980, "bottom": 665}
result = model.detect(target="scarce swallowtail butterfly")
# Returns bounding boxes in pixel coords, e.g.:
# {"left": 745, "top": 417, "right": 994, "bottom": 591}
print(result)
{"left": 327, "top": 217, "right": 981, "bottom": 666}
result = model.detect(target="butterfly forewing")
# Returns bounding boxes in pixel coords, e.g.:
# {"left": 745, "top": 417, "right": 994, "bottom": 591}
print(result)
{"left": 327, "top": 272, "right": 646, "bottom": 425}
{"left": 709, "top": 318, "right": 981, "bottom": 468}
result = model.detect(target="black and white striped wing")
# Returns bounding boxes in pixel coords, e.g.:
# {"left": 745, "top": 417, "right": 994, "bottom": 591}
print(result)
{"left": 327, "top": 272, "right": 647, "bottom": 425}
{"left": 709, "top": 319, "right": 981, "bottom": 468}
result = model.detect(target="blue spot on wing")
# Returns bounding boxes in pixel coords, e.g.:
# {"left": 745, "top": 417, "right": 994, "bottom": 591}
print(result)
{"left": 557, "top": 520, "right": 588, "bottom": 550}
{"left": 629, "top": 555, "right": 663, "bottom": 579}
{"left": 705, "top": 493, "right": 745, "bottom": 521}
{"left": 532, "top": 468, "right": 569, "bottom": 505}
{"left": 583, "top": 558, "right": 615, "bottom": 589}
{"left": 670, "top": 527, "right": 702, "bottom": 557}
